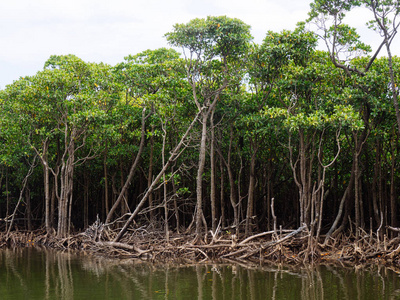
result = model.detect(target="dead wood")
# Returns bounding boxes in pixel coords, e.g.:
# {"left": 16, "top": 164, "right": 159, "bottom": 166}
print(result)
{"left": 387, "top": 226, "right": 400, "bottom": 233}
{"left": 97, "top": 241, "right": 147, "bottom": 255}
{"left": 261, "top": 225, "right": 307, "bottom": 250}
{"left": 239, "top": 229, "right": 296, "bottom": 246}
{"left": 4, "top": 220, "right": 400, "bottom": 267}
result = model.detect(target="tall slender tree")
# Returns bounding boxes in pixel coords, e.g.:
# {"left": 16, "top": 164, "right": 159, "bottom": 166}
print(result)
{"left": 166, "top": 16, "right": 252, "bottom": 239}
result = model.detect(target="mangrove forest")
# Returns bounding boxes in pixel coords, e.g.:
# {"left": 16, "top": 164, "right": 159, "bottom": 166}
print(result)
{"left": 1, "top": 1, "right": 400, "bottom": 264}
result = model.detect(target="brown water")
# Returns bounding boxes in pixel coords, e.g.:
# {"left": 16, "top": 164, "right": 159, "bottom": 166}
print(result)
{"left": 0, "top": 247, "right": 400, "bottom": 299}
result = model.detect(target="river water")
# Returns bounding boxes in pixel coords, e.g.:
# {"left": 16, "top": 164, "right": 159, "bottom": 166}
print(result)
{"left": 1, "top": 247, "right": 400, "bottom": 299}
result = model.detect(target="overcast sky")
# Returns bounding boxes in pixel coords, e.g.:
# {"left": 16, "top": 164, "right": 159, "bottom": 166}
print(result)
{"left": 0, "top": 0, "right": 395, "bottom": 89}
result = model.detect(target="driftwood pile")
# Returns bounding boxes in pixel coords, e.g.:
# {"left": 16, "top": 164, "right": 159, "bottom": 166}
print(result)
{"left": 2, "top": 218, "right": 400, "bottom": 266}
{"left": 60, "top": 222, "right": 310, "bottom": 264}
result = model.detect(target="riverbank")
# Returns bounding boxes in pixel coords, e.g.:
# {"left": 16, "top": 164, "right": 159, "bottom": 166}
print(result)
{"left": 2, "top": 222, "right": 400, "bottom": 268}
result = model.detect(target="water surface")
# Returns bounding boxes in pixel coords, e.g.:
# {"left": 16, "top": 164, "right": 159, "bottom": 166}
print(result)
{"left": 1, "top": 247, "right": 400, "bottom": 299}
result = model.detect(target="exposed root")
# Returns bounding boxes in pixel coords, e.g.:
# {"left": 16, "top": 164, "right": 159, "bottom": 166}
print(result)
{"left": 2, "top": 222, "right": 400, "bottom": 266}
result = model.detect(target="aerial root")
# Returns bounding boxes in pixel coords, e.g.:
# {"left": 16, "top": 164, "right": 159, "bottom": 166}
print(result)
{"left": 2, "top": 223, "right": 400, "bottom": 266}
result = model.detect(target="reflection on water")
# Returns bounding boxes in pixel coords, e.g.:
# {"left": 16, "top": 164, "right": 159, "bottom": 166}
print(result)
{"left": 1, "top": 247, "right": 400, "bottom": 299}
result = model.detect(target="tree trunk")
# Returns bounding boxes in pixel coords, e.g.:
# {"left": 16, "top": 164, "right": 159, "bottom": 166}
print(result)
{"left": 162, "top": 121, "right": 169, "bottom": 242}
{"left": 148, "top": 125, "right": 155, "bottom": 224}
{"left": 171, "top": 166, "right": 180, "bottom": 233}
{"left": 354, "top": 139, "right": 360, "bottom": 238}
{"left": 25, "top": 187, "right": 32, "bottom": 231}
{"left": 84, "top": 170, "right": 89, "bottom": 229}
{"left": 119, "top": 162, "right": 127, "bottom": 217}
{"left": 390, "top": 132, "right": 398, "bottom": 232}
{"left": 218, "top": 126, "right": 239, "bottom": 234}
{"left": 57, "top": 126, "right": 76, "bottom": 237}
{"left": 195, "top": 112, "right": 209, "bottom": 236}
{"left": 50, "top": 179, "right": 56, "bottom": 229}
{"left": 43, "top": 160, "right": 51, "bottom": 233}
{"left": 372, "top": 140, "right": 381, "bottom": 226}
{"left": 290, "top": 129, "right": 311, "bottom": 227}
{"left": 105, "top": 108, "right": 148, "bottom": 224}
{"left": 114, "top": 110, "right": 201, "bottom": 242}
{"left": 299, "top": 129, "right": 308, "bottom": 225}
{"left": 210, "top": 109, "right": 217, "bottom": 232}
{"left": 103, "top": 142, "right": 109, "bottom": 217}
{"left": 39, "top": 139, "right": 52, "bottom": 233}
{"left": 6, "top": 157, "right": 36, "bottom": 237}
{"left": 245, "top": 139, "right": 257, "bottom": 236}
{"left": 324, "top": 136, "right": 360, "bottom": 243}
{"left": 220, "top": 159, "right": 226, "bottom": 228}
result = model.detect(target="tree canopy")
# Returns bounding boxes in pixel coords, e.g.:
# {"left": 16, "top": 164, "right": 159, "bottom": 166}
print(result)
{"left": 0, "top": 12, "right": 400, "bottom": 254}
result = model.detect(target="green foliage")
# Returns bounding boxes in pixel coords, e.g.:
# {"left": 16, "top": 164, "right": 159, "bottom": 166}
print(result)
{"left": 247, "top": 26, "right": 315, "bottom": 90}
{"left": 165, "top": 16, "right": 252, "bottom": 60}
{"left": 364, "top": 0, "right": 400, "bottom": 33}
{"left": 308, "top": 0, "right": 358, "bottom": 20}
{"left": 1, "top": 15, "right": 400, "bottom": 240}
{"left": 326, "top": 24, "right": 371, "bottom": 53}
{"left": 263, "top": 104, "right": 363, "bottom": 131}
{"left": 115, "top": 48, "right": 180, "bottom": 100}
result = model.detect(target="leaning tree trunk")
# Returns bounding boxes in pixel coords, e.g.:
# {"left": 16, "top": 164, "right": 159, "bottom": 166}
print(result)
{"left": 114, "top": 111, "right": 201, "bottom": 242}
{"left": 324, "top": 128, "right": 367, "bottom": 244}
{"left": 105, "top": 108, "right": 148, "bottom": 224}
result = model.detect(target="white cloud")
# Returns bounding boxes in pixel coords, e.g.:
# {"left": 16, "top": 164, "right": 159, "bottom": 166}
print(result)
{"left": 0, "top": 0, "right": 398, "bottom": 89}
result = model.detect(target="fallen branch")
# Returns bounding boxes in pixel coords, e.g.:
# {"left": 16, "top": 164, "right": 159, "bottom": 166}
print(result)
{"left": 221, "top": 247, "right": 249, "bottom": 258}
{"left": 187, "top": 247, "right": 210, "bottom": 260}
{"left": 387, "top": 244, "right": 400, "bottom": 259}
{"left": 261, "top": 225, "right": 307, "bottom": 250}
{"left": 236, "top": 226, "right": 307, "bottom": 260}
{"left": 387, "top": 226, "right": 400, "bottom": 233}
{"left": 97, "top": 241, "right": 146, "bottom": 255}
{"left": 238, "top": 229, "right": 297, "bottom": 246}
